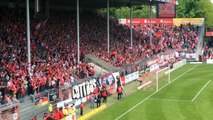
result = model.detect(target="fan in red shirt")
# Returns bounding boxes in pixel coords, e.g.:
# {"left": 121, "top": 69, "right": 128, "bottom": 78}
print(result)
{"left": 43, "top": 113, "right": 48, "bottom": 120}
{"left": 80, "top": 102, "right": 84, "bottom": 116}
{"left": 59, "top": 107, "right": 65, "bottom": 119}
{"left": 32, "top": 116, "right": 37, "bottom": 120}
{"left": 101, "top": 87, "right": 108, "bottom": 103}
{"left": 54, "top": 108, "right": 60, "bottom": 120}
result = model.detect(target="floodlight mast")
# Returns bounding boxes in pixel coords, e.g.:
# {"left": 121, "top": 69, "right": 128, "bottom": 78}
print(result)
{"left": 26, "top": 0, "right": 31, "bottom": 78}
{"left": 77, "top": 0, "right": 80, "bottom": 64}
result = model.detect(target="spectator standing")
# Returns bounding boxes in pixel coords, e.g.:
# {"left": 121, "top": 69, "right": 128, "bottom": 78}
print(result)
{"left": 59, "top": 107, "right": 64, "bottom": 119}
{"left": 101, "top": 87, "right": 108, "bottom": 103}
{"left": 48, "top": 104, "right": 53, "bottom": 113}
{"left": 116, "top": 76, "right": 121, "bottom": 87}
{"left": 32, "top": 116, "right": 37, "bottom": 120}
{"left": 96, "top": 92, "right": 101, "bottom": 108}
{"left": 117, "top": 85, "right": 122, "bottom": 100}
{"left": 90, "top": 92, "right": 95, "bottom": 109}
{"left": 43, "top": 113, "right": 48, "bottom": 120}
{"left": 49, "top": 112, "right": 55, "bottom": 120}
{"left": 54, "top": 108, "right": 60, "bottom": 120}
{"left": 80, "top": 102, "right": 84, "bottom": 116}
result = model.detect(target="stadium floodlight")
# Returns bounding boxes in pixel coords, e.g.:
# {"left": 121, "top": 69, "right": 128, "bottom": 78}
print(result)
{"left": 156, "top": 67, "right": 170, "bottom": 91}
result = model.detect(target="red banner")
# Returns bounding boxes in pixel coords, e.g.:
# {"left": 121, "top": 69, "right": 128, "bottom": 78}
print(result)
{"left": 206, "top": 32, "right": 213, "bottom": 36}
{"left": 125, "top": 18, "right": 173, "bottom": 28}
{"left": 158, "top": 3, "right": 176, "bottom": 18}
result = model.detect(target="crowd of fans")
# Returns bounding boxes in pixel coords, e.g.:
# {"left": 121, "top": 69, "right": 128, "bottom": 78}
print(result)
{"left": 0, "top": 6, "right": 200, "bottom": 106}
{"left": 202, "top": 44, "right": 213, "bottom": 62}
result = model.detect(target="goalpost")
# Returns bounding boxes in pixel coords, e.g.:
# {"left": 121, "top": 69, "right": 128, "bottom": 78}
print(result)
{"left": 156, "top": 67, "right": 171, "bottom": 91}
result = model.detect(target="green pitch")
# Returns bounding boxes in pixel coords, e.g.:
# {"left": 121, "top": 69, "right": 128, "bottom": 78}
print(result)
{"left": 90, "top": 64, "right": 213, "bottom": 120}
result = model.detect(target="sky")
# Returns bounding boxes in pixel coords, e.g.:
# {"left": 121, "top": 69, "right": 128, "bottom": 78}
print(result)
{"left": 211, "top": 0, "right": 213, "bottom": 4}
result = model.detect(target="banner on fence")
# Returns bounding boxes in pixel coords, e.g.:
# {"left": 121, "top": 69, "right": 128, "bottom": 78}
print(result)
{"left": 207, "top": 59, "right": 213, "bottom": 64}
{"left": 57, "top": 98, "right": 74, "bottom": 108}
{"left": 72, "top": 79, "right": 96, "bottom": 106}
{"left": 125, "top": 71, "right": 139, "bottom": 84}
{"left": 186, "top": 53, "right": 196, "bottom": 61}
{"left": 150, "top": 64, "right": 159, "bottom": 72}
{"left": 35, "top": 92, "right": 49, "bottom": 108}
{"left": 98, "top": 74, "right": 116, "bottom": 94}
{"left": 206, "top": 32, "right": 213, "bottom": 37}
{"left": 119, "top": 18, "right": 204, "bottom": 28}
{"left": 49, "top": 89, "right": 59, "bottom": 102}
{"left": 173, "top": 18, "right": 204, "bottom": 26}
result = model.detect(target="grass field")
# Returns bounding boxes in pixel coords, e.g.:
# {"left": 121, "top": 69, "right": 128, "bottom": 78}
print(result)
{"left": 90, "top": 64, "right": 213, "bottom": 120}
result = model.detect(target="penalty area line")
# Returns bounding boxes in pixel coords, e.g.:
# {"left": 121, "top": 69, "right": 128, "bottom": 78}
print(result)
{"left": 191, "top": 80, "right": 211, "bottom": 102}
{"left": 115, "top": 64, "right": 199, "bottom": 120}
{"left": 148, "top": 98, "right": 190, "bottom": 103}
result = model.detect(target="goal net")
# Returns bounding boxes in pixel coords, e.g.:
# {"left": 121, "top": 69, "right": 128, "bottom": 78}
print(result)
{"left": 156, "top": 67, "right": 170, "bottom": 91}
{"left": 137, "top": 67, "right": 170, "bottom": 91}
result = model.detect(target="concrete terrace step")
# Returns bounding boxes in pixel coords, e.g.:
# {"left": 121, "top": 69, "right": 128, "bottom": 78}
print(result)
{"left": 85, "top": 54, "right": 117, "bottom": 71}
{"left": 20, "top": 105, "right": 48, "bottom": 120}
{"left": 19, "top": 95, "right": 49, "bottom": 120}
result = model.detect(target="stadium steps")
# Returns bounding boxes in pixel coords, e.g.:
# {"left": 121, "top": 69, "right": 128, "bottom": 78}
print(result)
{"left": 19, "top": 96, "right": 35, "bottom": 120}
{"left": 19, "top": 96, "right": 48, "bottom": 120}
{"left": 85, "top": 54, "right": 118, "bottom": 71}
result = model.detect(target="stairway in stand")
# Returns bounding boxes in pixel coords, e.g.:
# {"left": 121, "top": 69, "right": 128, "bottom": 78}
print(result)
{"left": 19, "top": 96, "right": 48, "bottom": 120}
{"left": 85, "top": 54, "right": 118, "bottom": 71}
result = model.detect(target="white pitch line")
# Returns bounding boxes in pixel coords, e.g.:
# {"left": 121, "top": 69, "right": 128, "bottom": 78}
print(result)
{"left": 115, "top": 64, "right": 199, "bottom": 120}
{"left": 191, "top": 80, "right": 211, "bottom": 102}
{"left": 148, "top": 98, "right": 190, "bottom": 103}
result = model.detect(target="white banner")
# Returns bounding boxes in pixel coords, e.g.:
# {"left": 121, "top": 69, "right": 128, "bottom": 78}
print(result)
{"left": 207, "top": 59, "right": 213, "bottom": 64}
{"left": 125, "top": 71, "right": 139, "bottom": 84}
{"left": 150, "top": 64, "right": 159, "bottom": 72}
{"left": 57, "top": 98, "right": 73, "bottom": 108}
{"left": 186, "top": 53, "right": 196, "bottom": 60}
{"left": 112, "top": 72, "right": 120, "bottom": 88}
{"left": 72, "top": 79, "right": 96, "bottom": 99}
{"left": 173, "top": 59, "right": 186, "bottom": 69}
{"left": 175, "top": 52, "right": 185, "bottom": 58}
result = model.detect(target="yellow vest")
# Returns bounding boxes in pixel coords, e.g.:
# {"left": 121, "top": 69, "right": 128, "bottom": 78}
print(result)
{"left": 68, "top": 108, "right": 74, "bottom": 114}
{"left": 63, "top": 108, "right": 68, "bottom": 116}
{"left": 48, "top": 105, "right": 52, "bottom": 112}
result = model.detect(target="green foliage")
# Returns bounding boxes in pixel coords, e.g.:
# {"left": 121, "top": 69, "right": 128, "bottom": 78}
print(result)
{"left": 176, "top": 0, "right": 202, "bottom": 18}
{"left": 199, "top": 0, "right": 213, "bottom": 27}
{"left": 177, "top": 0, "right": 213, "bottom": 27}
{"left": 97, "top": 0, "right": 213, "bottom": 27}
{"left": 97, "top": 5, "right": 155, "bottom": 19}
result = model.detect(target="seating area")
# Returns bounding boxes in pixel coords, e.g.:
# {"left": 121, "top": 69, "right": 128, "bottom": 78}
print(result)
{"left": 0, "top": 7, "right": 200, "bottom": 106}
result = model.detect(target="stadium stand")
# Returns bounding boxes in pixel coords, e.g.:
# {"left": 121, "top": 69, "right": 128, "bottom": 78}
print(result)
{"left": 0, "top": 5, "right": 201, "bottom": 119}
{"left": 0, "top": 6, "right": 200, "bottom": 104}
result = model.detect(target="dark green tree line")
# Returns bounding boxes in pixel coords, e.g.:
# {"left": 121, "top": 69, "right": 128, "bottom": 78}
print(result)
{"left": 97, "top": 0, "right": 213, "bottom": 27}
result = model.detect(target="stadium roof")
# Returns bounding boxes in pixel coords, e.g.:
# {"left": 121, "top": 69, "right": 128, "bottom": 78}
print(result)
{"left": 0, "top": 0, "right": 178, "bottom": 9}
{"left": 49, "top": 0, "right": 177, "bottom": 8}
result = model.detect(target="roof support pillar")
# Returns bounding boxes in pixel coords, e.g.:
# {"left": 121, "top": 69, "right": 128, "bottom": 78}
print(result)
{"left": 149, "top": 1, "right": 152, "bottom": 45}
{"left": 107, "top": 0, "right": 110, "bottom": 53}
{"left": 26, "top": 0, "right": 31, "bottom": 78}
{"left": 130, "top": 1, "right": 133, "bottom": 48}
{"left": 77, "top": 0, "right": 80, "bottom": 64}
